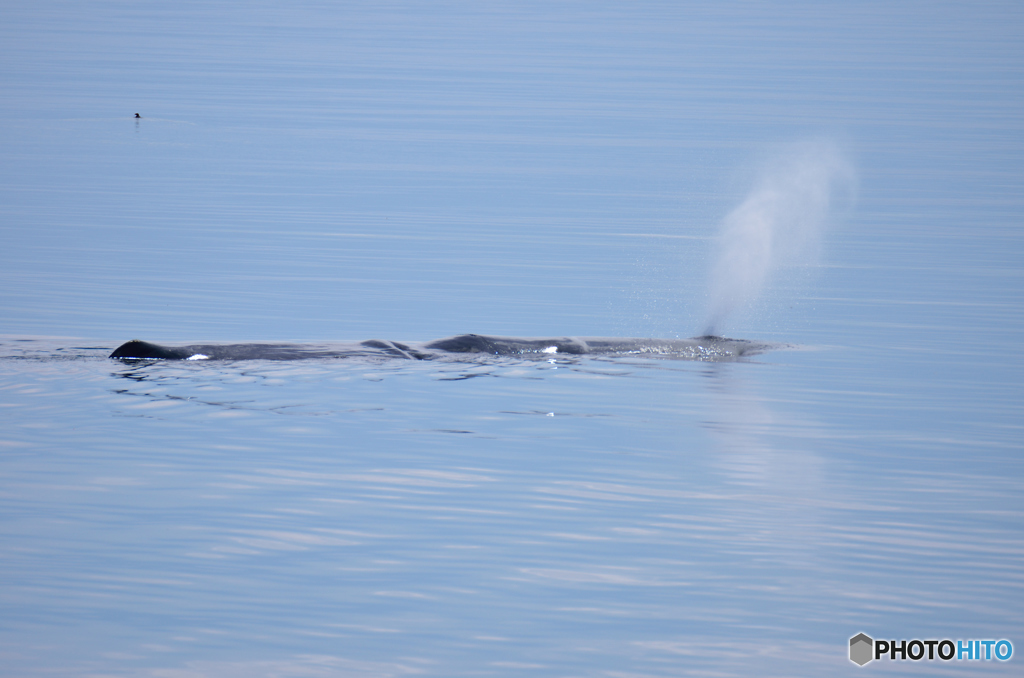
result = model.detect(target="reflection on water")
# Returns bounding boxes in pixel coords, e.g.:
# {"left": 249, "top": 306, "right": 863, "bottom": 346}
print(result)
{"left": 701, "top": 364, "right": 809, "bottom": 487}
{"left": 700, "top": 364, "right": 829, "bottom": 586}
{"left": 1, "top": 340, "right": 1020, "bottom": 676}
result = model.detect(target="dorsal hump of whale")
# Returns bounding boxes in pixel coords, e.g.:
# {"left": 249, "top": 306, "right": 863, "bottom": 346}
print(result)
{"left": 109, "top": 340, "right": 193, "bottom": 360}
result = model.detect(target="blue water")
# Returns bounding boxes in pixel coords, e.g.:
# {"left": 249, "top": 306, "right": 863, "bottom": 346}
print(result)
{"left": 1, "top": 1, "right": 1022, "bottom": 676}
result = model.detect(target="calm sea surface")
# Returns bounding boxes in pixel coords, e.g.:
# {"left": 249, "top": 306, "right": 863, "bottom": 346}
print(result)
{"left": 1, "top": 1, "right": 1022, "bottom": 676}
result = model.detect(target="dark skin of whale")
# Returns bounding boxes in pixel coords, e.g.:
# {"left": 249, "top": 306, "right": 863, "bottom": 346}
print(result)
{"left": 109, "top": 335, "right": 776, "bottom": 362}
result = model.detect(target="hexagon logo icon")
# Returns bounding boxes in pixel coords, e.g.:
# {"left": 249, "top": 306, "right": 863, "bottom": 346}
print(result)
{"left": 850, "top": 633, "right": 874, "bottom": 666}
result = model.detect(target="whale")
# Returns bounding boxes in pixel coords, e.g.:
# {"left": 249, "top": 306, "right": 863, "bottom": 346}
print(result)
{"left": 109, "top": 334, "right": 778, "bottom": 363}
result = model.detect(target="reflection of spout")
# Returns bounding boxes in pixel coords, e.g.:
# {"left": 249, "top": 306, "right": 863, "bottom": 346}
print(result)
{"left": 700, "top": 365, "right": 783, "bottom": 487}
{"left": 699, "top": 364, "right": 826, "bottom": 566}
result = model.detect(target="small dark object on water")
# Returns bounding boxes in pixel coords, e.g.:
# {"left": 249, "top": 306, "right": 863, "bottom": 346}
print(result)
{"left": 134, "top": 113, "right": 141, "bottom": 118}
